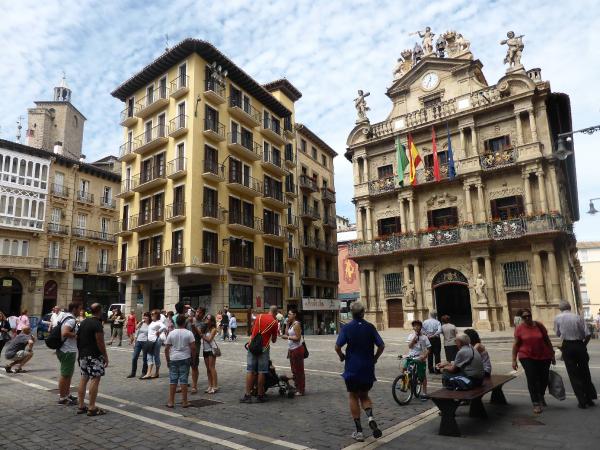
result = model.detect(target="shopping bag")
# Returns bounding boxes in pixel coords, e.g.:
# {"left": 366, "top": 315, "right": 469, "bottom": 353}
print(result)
{"left": 548, "top": 369, "right": 566, "bottom": 401}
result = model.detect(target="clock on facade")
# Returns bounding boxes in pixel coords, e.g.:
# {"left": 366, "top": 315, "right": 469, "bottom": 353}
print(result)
{"left": 421, "top": 72, "right": 439, "bottom": 90}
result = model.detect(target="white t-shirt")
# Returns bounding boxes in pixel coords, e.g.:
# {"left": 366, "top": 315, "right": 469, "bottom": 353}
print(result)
{"left": 229, "top": 317, "right": 237, "bottom": 328}
{"left": 59, "top": 314, "right": 77, "bottom": 353}
{"left": 165, "top": 328, "right": 195, "bottom": 361}
{"left": 50, "top": 312, "right": 61, "bottom": 328}
{"left": 148, "top": 320, "right": 166, "bottom": 342}
{"left": 406, "top": 332, "right": 431, "bottom": 358}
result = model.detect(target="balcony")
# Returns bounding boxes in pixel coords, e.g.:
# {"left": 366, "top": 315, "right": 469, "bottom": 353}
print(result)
{"left": 97, "top": 262, "right": 115, "bottom": 275}
{"left": 120, "top": 106, "right": 137, "bottom": 127}
{"left": 423, "top": 163, "right": 450, "bottom": 182}
{"left": 262, "top": 185, "right": 286, "bottom": 209}
{"left": 300, "top": 205, "right": 320, "bottom": 221}
{"left": 168, "top": 114, "right": 188, "bottom": 138}
{"left": 119, "top": 141, "right": 136, "bottom": 162}
{"left": 301, "top": 236, "right": 327, "bottom": 253}
{"left": 0, "top": 255, "right": 41, "bottom": 270}
{"left": 170, "top": 75, "right": 189, "bottom": 99}
{"left": 76, "top": 191, "right": 94, "bottom": 206}
{"left": 50, "top": 183, "right": 69, "bottom": 199}
{"left": 263, "top": 259, "right": 285, "bottom": 275}
{"left": 72, "top": 261, "right": 89, "bottom": 273}
{"left": 227, "top": 171, "right": 263, "bottom": 198}
{"left": 72, "top": 228, "right": 116, "bottom": 243}
{"left": 348, "top": 214, "right": 571, "bottom": 258}
{"left": 165, "top": 249, "right": 185, "bottom": 266}
{"left": 167, "top": 157, "right": 187, "bottom": 179}
{"left": 204, "top": 79, "right": 226, "bottom": 105}
{"left": 285, "top": 180, "right": 297, "bottom": 197}
{"left": 100, "top": 197, "right": 117, "bottom": 210}
{"left": 136, "top": 253, "right": 163, "bottom": 270}
{"left": 131, "top": 166, "right": 167, "bottom": 192}
{"left": 48, "top": 223, "right": 69, "bottom": 236}
{"left": 135, "top": 86, "right": 170, "bottom": 118}
{"left": 193, "top": 248, "right": 224, "bottom": 267}
{"left": 129, "top": 209, "right": 165, "bottom": 233}
{"left": 322, "top": 215, "right": 336, "bottom": 229}
{"left": 285, "top": 143, "right": 296, "bottom": 165}
{"left": 117, "top": 179, "right": 135, "bottom": 199}
{"left": 229, "top": 254, "right": 263, "bottom": 273}
{"left": 480, "top": 148, "right": 518, "bottom": 171}
{"left": 201, "top": 203, "right": 226, "bottom": 224}
{"left": 115, "top": 258, "right": 133, "bottom": 273}
{"left": 166, "top": 203, "right": 186, "bottom": 223}
{"left": 321, "top": 187, "right": 336, "bottom": 204}
{"left": 228, "top": 97, "right": 261, "bottom": 127}
{"left": 285, "top": 214, "right": 299, "bottom": 229}
{"left": 261, "top": 117, "right": 286, "bottom": 145}
{"left": 134, "top": 124, "right": 169, "bottom": 155}
{"left": 368, "top": 176, "right": 399, "bottom": 197}
{"left": 0, "top": 216, "right": 44, "bottom": 231}
{"left": 261, "top": 150, "right": 287, "bottom": 177}
{"left": 115, "top": 219, "right": 132, "bottom": 237}
{"left": 299, "top": 174, "right": 318, "bottom": 193}
{"left": 203, "top": 118, "right": 226, "bottom": 142}
{"left": 263, "top": 223, "right": 286, "bottom": 243}
{"left": 44, "top": 257, "right": 67, "bottom": 271}
{"left": 202, "top": 160, "right": 225, "bottom": 182}
{"left": 227, "top": 132, "right": 262, "bottom": 161}
{"left": 287, "top": 247, "right": 300, "bottom": 261}
{"left": 228, "top": 212, "right": 263, "bottom": 234}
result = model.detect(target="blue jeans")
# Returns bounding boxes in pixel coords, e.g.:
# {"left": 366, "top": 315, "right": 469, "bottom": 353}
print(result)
{"left": 145, "top": 340, "right": 161, "bottom": 368}
{"left": 130, "top": 340, "right": 148, "bottom": 376}
{"left": 168, "top": 358, "right": 191, "bottom": 385}
{"left": 246, "top": 347, "right": 270, "bottom": 374}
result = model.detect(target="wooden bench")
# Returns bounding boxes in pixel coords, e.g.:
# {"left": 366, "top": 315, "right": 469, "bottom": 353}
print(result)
{"left": 429, "top": 374, "right": 516, "bottom": 437}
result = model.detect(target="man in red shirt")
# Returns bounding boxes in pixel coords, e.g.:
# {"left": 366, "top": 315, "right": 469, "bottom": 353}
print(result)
{"left": 240, "top": 305, "right": 279, "bottom": 403}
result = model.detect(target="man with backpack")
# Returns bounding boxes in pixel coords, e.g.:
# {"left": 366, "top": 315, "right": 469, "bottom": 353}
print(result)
{"left": 240, "top": 305, "right": 279, "bottom": 403}
{"left": 56, "top": 302, "right": 81, "bottom": 405}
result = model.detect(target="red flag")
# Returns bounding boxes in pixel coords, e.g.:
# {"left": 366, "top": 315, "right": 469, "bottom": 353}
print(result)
{"left": 431, "top": 126, "right": 441, "bottom": 182}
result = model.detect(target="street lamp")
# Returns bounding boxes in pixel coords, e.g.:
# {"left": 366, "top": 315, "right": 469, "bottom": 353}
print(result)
{"left": 588, "top": 198, "right": 600, "bottom": 215}
{"left": 555, "top": 124, "right": 600, "bottom": 160}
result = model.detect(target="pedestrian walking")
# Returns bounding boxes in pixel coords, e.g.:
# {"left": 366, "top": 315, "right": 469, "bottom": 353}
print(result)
{"left": 108, "top": 310, "right": 125, "bottom": 346}
{"left": 4, "top": 326, "right": 34, "bottom": 372}
{"left": 127, "top": 312, "right": 151, "bottom": 378}
{"left": 201, "top": 315, "right": 219, "bottom": 394}
{"left": 76, "top": 303, "right": 108, "bottom": 416}
{"left": 441, "top": 315, "right": 458, "bottom": 362}
{"left": 126, "top": 310, "right": 137, "bottom": 345}
{"left": 334, "top": 301, "right": 384, "bottom": 442}
{"left": 512, "top": 309, "right": 555, "bottom": 414}
{"left": 56, "top": 302, "right": 81, "bottom": 405}
{"left": 240, "top": 305, "right": 279, "bottom": 403}
{"left": 464, "top": 328, "right": 492, "bottom": 376}
{"left": 281, "top": 308, "right": 305, "bottom": 396}
{"left": 220, "top": 312, "right": 229, "bottom": 341}
{"left": 16, "top": 309, "right": 29, "bottom": 334}
{"left": 229, "top": 313, "right": 237, "bottom": 341}
{"left": 423, "top": 311, "right": 442, "bottom": 374}
{"left": 142, "top": 310, "right": 167, "bottom": 379}
{"left": 554, "top": 300, "right": 597, "bottom": 408}
{"left": 190, "top": 307, "right": 207, "bottom": 394}
{"left": 0, "top": 311, "right": 11, "bottom": 358}
{"left": 165, "top": 314, "right": 196, "bottom": 408}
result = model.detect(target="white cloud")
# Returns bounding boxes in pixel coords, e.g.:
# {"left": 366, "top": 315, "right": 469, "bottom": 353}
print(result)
{"left": 0, "top": 0, "right": 599, "bottom": 239}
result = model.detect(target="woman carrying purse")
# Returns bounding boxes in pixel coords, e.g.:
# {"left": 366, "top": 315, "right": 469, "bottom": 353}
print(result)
{"left": 281, "top": 308, "right": 305, "bottom": 396}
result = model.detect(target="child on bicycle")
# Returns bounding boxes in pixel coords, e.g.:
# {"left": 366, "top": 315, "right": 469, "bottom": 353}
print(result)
{"left": 404, "top": 319, "right": 431, "bottom": 400}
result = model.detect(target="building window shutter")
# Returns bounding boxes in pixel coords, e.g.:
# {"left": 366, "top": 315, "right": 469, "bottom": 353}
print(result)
{"left": 395, "top": 216, "right": 401, "bottom": 233}
{"left": 427, "top": 210, "right": 434, "bottom": 228}
{"left": 377, "top": 219, "right": 382, "bottom": 237}
{"left": 516, "top": 196, "right": 525, "bottom": 216}
{"left": 490, "top": 199, "right": 499, "bottom": 220}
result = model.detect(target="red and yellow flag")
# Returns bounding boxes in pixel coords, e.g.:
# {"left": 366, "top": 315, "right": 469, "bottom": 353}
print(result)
{"left": 432, "top": 126, "right": 441, "bottom": 182}
{"left": 408, "top": 133, "right": 422, "bottom": 185}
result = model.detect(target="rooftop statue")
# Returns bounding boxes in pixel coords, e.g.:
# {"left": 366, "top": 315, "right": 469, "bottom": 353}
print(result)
{"left": 354, "top": 90, "right": 371, "bottom": 123}
{"left": 443, "top": 30, "right": 472, "bottom": 58}
{"left": 392, "top": 49, "right": 414, "bottom": 81}
{"left": 500, "top": 31, "right": 525, "bottom": 71}
{"left": 413, "top": 43, "right": 424, "bottom": 65}
{"left": 411, "top": 27, "right": 435, "bottom": 56}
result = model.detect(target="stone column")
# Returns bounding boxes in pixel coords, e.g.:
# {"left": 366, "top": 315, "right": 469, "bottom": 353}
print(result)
{"left": 414, "top": 263, "right": 423, "bottom": 310}
{"left": 548, "top": 164, "right": 560, "bottom": 213}
{"left": 547, "top": 250, "right": 561, "bottom": 304}
{"left": 471, "top": 126, "right": 478, "bottom": 155}
{"left": 523, "top": 172, "right": 533, "bottom": 214}
{"left": 460, "top": 128, "right": 466, "bottom": 156}
{"left": 532, "top": 251, "right": 546, "bottom": 304}
{"left": 472, "top": 258, "right": 479, "bottom": 281}
{"left": 164, "top": 267, "right": 179, "bottom": 312}
{"left": 360, "top": 270, "right": 368, "bottom": 305}
{"left": 124, "top": 277, "right": 138, "bottom": 316}
{"left": 403, "top": 265, "right": 411, "bottom": 289}
{"left": 476, "top": 183, "right": 486, "bottom": 222}
{"left": 366, "top": 206, "right": 373, "bottom": 240}
{"left": 484, "top": 256, "right": 495, "bottom": 303}
{"left": 356, "top": 207, "right": 364, "bottom": 240}
{"left": 369, "top": 269, "right": 377, "bottom": 311}
{"left": 537, "top": 169, "right": 548, "bottom": 213}
{"left": 353, "top": 157, "right": 360, "bottom": 183}
{"left": 464, "top": 184, "right": 474, "bottom": 222}
{"left": 515, "top": 112, "right": 523, "bottom": 146}
{"left": 528, "top": 108, "right": 538, "bottom": 142}
{"left": 398, "top": 198, "right": 407, "bottom": 233}
{"left": 362, "top": 158, "right": 369, "bottom": 184}
{"left": 408, "top": 196, "right": 416, "bottom": 232}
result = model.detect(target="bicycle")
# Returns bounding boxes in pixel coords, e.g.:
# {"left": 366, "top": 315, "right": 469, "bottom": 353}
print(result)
{"left": 392, "top": 355, "right": 424, "bottom": 405}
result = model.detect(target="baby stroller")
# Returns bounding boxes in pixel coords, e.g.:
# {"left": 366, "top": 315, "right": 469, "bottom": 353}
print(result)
{"left": 252, "top": 361, "right": 296, "bottom": 398}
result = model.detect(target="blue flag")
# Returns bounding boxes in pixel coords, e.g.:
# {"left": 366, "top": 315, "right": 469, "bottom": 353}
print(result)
{"left": 446, "top": 123, "right": 456, "bottom": 180}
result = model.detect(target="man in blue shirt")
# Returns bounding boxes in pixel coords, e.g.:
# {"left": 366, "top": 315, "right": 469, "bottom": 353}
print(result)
{"left": 335, "top": 301, "right": 385, "bottom": 442}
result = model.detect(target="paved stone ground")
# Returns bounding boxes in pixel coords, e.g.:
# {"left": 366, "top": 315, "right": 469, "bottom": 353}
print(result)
{"left": 0, "top": 328, "right": 599, "bottom": 449}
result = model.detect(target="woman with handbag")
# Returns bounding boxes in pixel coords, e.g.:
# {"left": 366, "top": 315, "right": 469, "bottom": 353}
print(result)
{"left": 201, "top": 314, "right": 219, "bottom": 394}
{"left": 282, "top": 308, "right": 305, "bottom": 396}
{"left": 0, "top": 311, "right": 11, "bottom": 357}
{"left": 512, "top": 309, "right": 555, "bottom": 414}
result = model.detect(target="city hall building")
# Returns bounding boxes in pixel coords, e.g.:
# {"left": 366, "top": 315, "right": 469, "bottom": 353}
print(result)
{"left": 345, "top": 31, "right": 579, "bottom": 330}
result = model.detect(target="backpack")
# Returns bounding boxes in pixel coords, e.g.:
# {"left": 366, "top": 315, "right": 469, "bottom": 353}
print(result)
{"left": 45, "top": 315, "right": 72, "bottom": 350}
{"left": 248, "top": 315, "right": 276, "bottom": 356}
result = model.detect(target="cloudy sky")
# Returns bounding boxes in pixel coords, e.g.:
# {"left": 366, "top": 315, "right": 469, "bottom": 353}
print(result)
{"left": 1, "top": 0, "right": 599, "bottom": 240}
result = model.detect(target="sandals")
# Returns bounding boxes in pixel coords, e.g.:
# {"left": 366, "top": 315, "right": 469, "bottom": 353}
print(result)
{"left": 14, "top": 368, "right": 27, "bottom": 373}
{"left": 182, "top": 403, "right": 190, "bottom": 408}
{"left": 191, "top": 388, "right": 198, "bottom": 395}
{"left": 165, "top": 404, "right": 174, "bottom": 409}
{"left": 533, "top": 404, "right": 543, "bottom": 414}
{"left": 87, "top": 407, "right": 107, "bottom": 416}
{"left": 77, "top": 406, "right": 88, "bottom": 414}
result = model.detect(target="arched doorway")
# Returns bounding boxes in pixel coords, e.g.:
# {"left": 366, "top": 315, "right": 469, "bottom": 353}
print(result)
{"left": 0, "top": 277, "right": 23, "bottom": 316}
{"left": 43, "top": 280, "right": 58, "bottom": 314}
{"left": 387, "top": 299, "right": 404, "bottom": 328}
{"left": 433, "top": 269, "right": 472, "bottom": 327}
{"left": 507, "top": 291, "right": 531, "bottom": 327}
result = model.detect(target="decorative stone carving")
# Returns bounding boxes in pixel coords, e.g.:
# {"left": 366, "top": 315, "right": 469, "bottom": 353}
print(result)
{"left": 442, "top": 30, "right": 472, "bottom": 58}
{"left": 488, "top": 186, "right": 523, "bottom": 200}
{"left": 404, "top": 279, "right": 415, "bottom": 306}
{"left": 376, "top": 208, "right": 401, "bottom": 219}
{"left": 354, "top": 90, "right": 371, "bottom": 123}
{"left": 500, "top": 31, "right": 525, "bottom": 72}
{"left": 474, "top": 273, "right": 488, "bottom": 303}
{"left": 435, "top": 35, "right": 447, "bottom": 58}
{"left": 432, "top": 269, "right": 469, "bottom": 287}
{"left": 413, "top": 43, "right": 424, "bottom": 65}
{"left": 413, "top": 27, "right": 435, "bottom": 56}
{"left": 426, "top": 192, "right": 458, "bottom": 207}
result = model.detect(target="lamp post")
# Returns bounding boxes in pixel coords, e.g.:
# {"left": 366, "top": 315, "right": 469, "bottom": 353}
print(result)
{"left": 555, "top": 124, "right": 600, "bottom": 160}
{"left": 588, "top": 198, "right": 600, "bottom": 215}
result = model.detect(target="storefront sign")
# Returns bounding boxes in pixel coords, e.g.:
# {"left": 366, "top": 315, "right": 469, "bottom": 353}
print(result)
{"left": 302, "top": 298, "right": 340, "bottom": 311}
{"left": 2, "top": 279, "right": 12, "bottom": 287}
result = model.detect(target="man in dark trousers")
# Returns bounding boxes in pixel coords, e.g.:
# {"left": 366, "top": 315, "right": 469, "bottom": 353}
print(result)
{"left": 422, "top": 311, "right": 442, "bottom": 374}
{"left": 554, "top": 300, "right": 597, "bottom": 408}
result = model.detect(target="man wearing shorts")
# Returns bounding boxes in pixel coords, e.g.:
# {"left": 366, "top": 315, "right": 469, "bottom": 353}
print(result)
{"left": 56, "top": 302, "right": 81, "bottom": 405}
{"left": 335, "top": 301, "right": 385, "bottom": 442}
{"left": 240, "top": 305, "right": 278, "bottom": 403}
{"left": 404, "top": 320, "right": 431, "bottom": 400}
{"left": 76, "top": 303, "right": 108, "bottom": 416}
{"left": 4, "top": 326, "right": 34, "bottom": 373}
{"left": 165, "top": 314, "right": 196, "bottom": 408}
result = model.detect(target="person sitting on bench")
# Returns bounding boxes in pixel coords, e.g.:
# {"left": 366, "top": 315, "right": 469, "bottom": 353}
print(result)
{"left": 436, "top": 334, "right": 484, "bottom": 389}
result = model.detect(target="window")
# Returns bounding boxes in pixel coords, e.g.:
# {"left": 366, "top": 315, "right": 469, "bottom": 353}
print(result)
{"left": 300, "top": 139, "right": 307, "bottom": 153}
{"left": 79, "top": 179, "right": 90, "bottom": 194}
{"left": 205, "top": 105, "right": 219, "bottom": 132}
{"left": 203, "top": 187, "right": 217, "bottom": 216}
{"left": 264, "top": 286, "right": 283, "bottom": 308}
{"left": 502, "top": 261, "right": 530, "bottom": 289}
{"left": 377, "top": 164, "right": 394, "bottom": 179}
{"left": 384, "top": 273, "right": 403, "bottom": 295}
{"left": 491, "top": 196, "right": 524, "bottom": 220}
{"left": 377, "top": 217, "right": 401, "bottom": 236}
{"left": 264, "top": 245, "right": 283, "bottom": 272}
{"left": 20, "top": 240, "right": 29, "bottom": 256}
{"left": 103, "top": 186, "right": 112, "bottom": 205}
{"left": 202, "top": 231, "right": 218, "bottom": 263}
{"left": 230, "top": 86, "right": 242, "bottom": 107}
{"left": 230, "top": 238, "right": 253, "bottom": 268}
{"left": 51, "top": 207, "right": 61, "bottom": 224}
{"left": 427, "top": 207, "right": 458, "bottom": 228}
{"left": 120, "top": 243, "right": 127, "bottom": 271}
{"left": 99, "top": 249, "right": 108, "bottom": 270}
{"left": 321, "top": 155, "right": 327, "bottom": 167}
{"left": 229, "top": 284, "right": 253, "bottom": 309}
{"left": 75, "top": 246, "right": 87, "bottom": 263}
{"left": 151, "top": 235, "right": 162, "bottom": 265}
{"left": 172, "top": 230, "right": 184, "bottom": 262}
{"left": 311, "top": 147, "right": 317, "bottom": 159}
{"left": 484, "top": 135, "right": 511, "bottom": 153}
{"left": 48, "top": 241, "right": 60, "bottom": 259}
{"left": 263, "top": 209, "right": 280, "bottom": 235}
{"left": 424, "top": 151, "right": 448, "bottom": 167}
{"left": 423, "top": 96, "right": 441, "bottom": 109}
{"left": 77, "top": 213, "right": 87, "bottom": 229}
{"left": 159, "top": 77, "right": 167, "bottom": 98}
{"left": 179, "top": 63, "right": 187, "bottom": 85}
